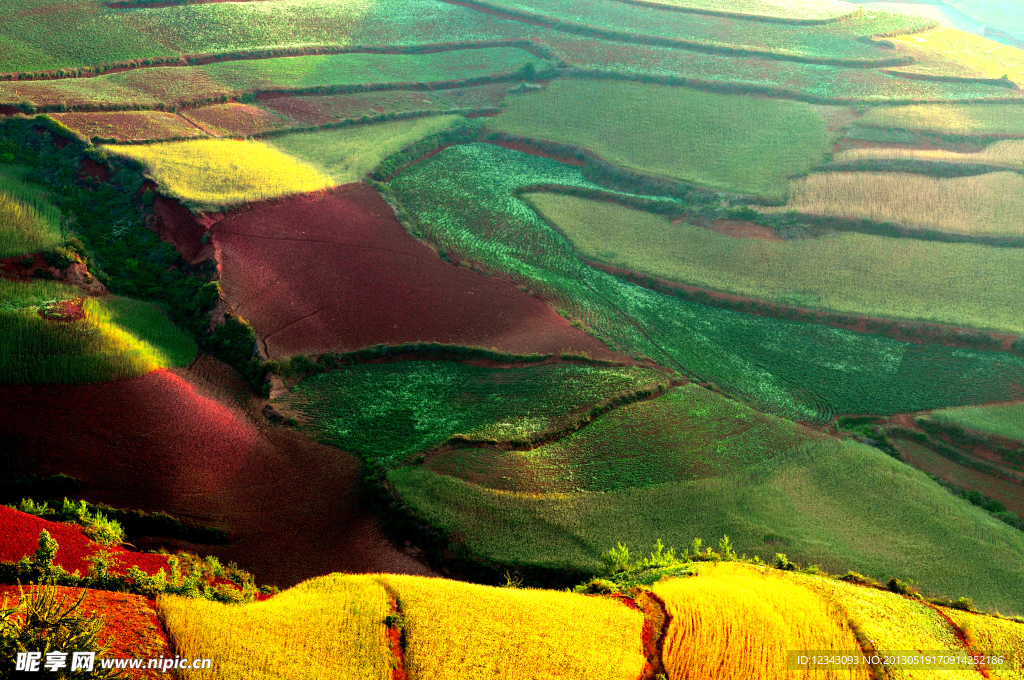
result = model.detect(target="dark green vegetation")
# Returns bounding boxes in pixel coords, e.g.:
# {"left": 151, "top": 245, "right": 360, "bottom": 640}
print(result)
{"left": 0, "top": 166, "right": 62, "bottom": 257}
{"left": 275, "top": 361, "right": 671, "bottom": 465}
{"left": 427, "top": 384, "right": 817, "bottom": 492}
{"left": 490, "top": 80, "right": 832, "bottom": 199}
{"left": 392, "top": 440, "right": 1024, "bottom": 614}
{"left": 385, "top": 144, "right": 1024, "bottom": 422}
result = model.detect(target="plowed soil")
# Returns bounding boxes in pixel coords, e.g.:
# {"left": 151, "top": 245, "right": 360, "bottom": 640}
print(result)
{"left": 0, "top": 360, "right": 436, "bottom": 588}
{"left": 210, "top": 183, "right": 624, "bottom": 361}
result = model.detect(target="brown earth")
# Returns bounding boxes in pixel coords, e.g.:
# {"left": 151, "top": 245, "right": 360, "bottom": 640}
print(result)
{"left": 0, "top": 252, "right": 108, "bottom": 296}
{"left": 0, "top": 359, "right": 437, "bottom": 589}
{"left": 179, "top": 103, "right": 285, "bottom": 137}
{"left": 204, "top": 183, "right": 625, "bottom": 361}
{"left": 53, "top": 112, "right": 206, "bottom": 143}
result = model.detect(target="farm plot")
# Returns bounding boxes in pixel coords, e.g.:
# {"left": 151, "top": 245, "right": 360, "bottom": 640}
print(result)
{"left": 52, "top": 111, "right": 207, "bottom": 142}
{"left": 381, "top": 574, "right": 645, "bottom": 680}
{"left": 526, "top": 192, "right": 1024, "bottom": 335}
{"left": 0, "top": 48, "right": 536, "bottom": 110}
{"left": 489, "top": 79, "right": 833, "bottom": 200}
{"left": 388, "top": 143, "right": 1024, "bottom": 421}
{"left": 614, "top": 0, "right": 859, "bottom": 21}
{"left": 275, "top": 361, "right": 669, "bottom": 465}
{"left": 654, "top": 564, "right": 868, "bottom": 680}
{"left": 767, "top": 171, "right": 1024, "bottom": 239}
{"left": 426, "top": 384, "right": 817, "bottom": 492}
{"left": 211, "top": 183, "right": 622, "bottom": 360}
{"left": 159, "top": 574, "right": 394, "bottom": 680}
{"left": 179, "top": 103, "right": 286, "bottom": 137}
{"left": 832, "top": 139, "right": 1024, "bottom": 169}
{"left": 0, "top": 166, "right": 62, "bottom": 257}
{"left": 101, "top": 138, "right": 335, "bottom": 209}
{"left": 0, "top": 280, "right": 196, "bottom": 384}
{"left": 930, "top": 403, "right": 1024, "bottom": 442}
{"left": 458, "top": 0, "right": 930, "bottom": 64}
{"left": 858, "top": 103, "right": 1024, "bottom": 136}
{"left": 391, "top": 440, "right": 1024, "bottom": 614}
{"left": 890, "top": 27, "right": 1024, "bottom": 86}
{"left": 944, "top": 608, "right": 1024, "bottom": 679}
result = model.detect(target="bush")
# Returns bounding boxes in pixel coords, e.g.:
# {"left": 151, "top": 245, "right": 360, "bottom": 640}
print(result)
{"left": 887, "top": 577, "right": 922, "bottom": 599}
{"left": 573, "top": 578, "right": 620, "bottom": 595}
{"left": 774, "top": 553, "right": 796, "bottom": 571}
{"left": 840, "top": 571, "right": 878, "bottom": 586}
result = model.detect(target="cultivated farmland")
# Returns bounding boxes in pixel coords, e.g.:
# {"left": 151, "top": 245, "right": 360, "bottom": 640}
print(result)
{"left": 526, "top": 192, "right": 1024, "bottom": 334}
{"left": 654, "top": 564, "right": 868, "bottom": 680}
{"left": 490, "top": 79, "right": 833, "bottom": 199}
{"left": 930, "top": 403, "right": 1024, "bottom": 442}
{"left": 625, "top": 0, "right": 860, "bottom": 21}
{"left": 891, "top": 26, "right": 1024, "bottom": 86}
{"left": 858, "top": 103, "right": 1024, "bottom": 135}
{"left": 52, "top": 111, "right": 207, "bottom": 143}
{"left": 832, "top": 139, "right": 1024, "bottom": 169}
{"left": 0, "top": 167, "right": 62, "bottom": 257}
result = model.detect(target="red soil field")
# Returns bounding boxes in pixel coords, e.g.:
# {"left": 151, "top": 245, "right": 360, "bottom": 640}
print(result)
{"left": 180, "top": 103, "right": 285, "bottom": 137}
{"left": 0, "top": 507, "right": 172, "bottom": 577}
{"left": 209, "top": 183, "right": 624, "bottom": 360}
{"left": 52, "top": 112, "right": 205, "bottom": 142}
{"left": 0, "top": 361, "right": 436, "bottom": 588}
{"left": 0, "top": 585, "right": 172, "bottom": 680}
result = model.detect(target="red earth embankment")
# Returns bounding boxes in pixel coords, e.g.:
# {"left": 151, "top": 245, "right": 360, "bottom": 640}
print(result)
{"left": 209, "top": 183, "right": 624, "bottom": 361}
{"left": 0, "top": 363, "right": 436, "bottom": 588}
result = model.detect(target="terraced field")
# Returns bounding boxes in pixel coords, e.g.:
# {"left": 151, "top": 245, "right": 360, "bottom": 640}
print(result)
{"left": 525, "top": 192, "right": 1024, "bottom": 334}
{"left": 857, "top": 102, "right": 1024, "bottom": 135}
{"left": 625, "top": 0, "right": 860, "bottom": 21}
{"left": 0, "top": 166, "right": 62, "bottom": 257}
{"left": 891, "top": 26, "right": 1024, "bottom": 86}
{"left": 930, "top": 403, "right": 1024, "bottom": 442}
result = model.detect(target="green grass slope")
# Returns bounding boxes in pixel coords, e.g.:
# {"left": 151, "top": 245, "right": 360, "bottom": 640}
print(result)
{"left": 930, "top": 403, "right": 1024, "bottom": 442}
{"left": 0, "top": 166, "right": 63, "bottom": 258}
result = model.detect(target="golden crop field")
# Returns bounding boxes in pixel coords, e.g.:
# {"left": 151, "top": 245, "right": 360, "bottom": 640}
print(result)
{"left": 382, "top": 574, "right": 646, "bottom": 680}
{"left": 790, "top": 574, "right": 978, "bottom": 680}
{"left": 945, "top": 609, "right": 1024, "bottom": 680}
{"left": 770, "top": 171, "right": 1024, "bottom": 238}
{"left": 102, "top": 138, "right": 335, "bottom": 209}
{"left": 858, "top": 103, "right": 1024, "bottom": 136}
{"left": 157, "top": 574, "right": 394, "bottom": 680}
{"left": 892, "top": 27, "right": 1024, "bottom": 86}
{"left": 833, "top": 139, "right": 1024, "bottom": 169}
{"left": 653, "top": 563, "right": 869, "bottom": 680}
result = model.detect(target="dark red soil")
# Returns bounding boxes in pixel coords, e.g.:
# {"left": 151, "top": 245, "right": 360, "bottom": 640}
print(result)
{"left": 0, "top": 361, "right": 437, "bottom": 588}
{"left": 151, "top": 195, "right": 214, "bottom": 264}
{"left": 206, "top": 183, "right": 624, "bottom": 361}
{"left": 80, "top": 158, "right": 111, "bottom": 182}
{"left": 179, "top": 103, "right": 284, "bottom": 137}
{"left": 0, "top": 507, "right": 172, "bottom": 577}
{"left": 39, "top": 298, "right": 86, "bottom": 322}
{"left": 0, "top": 585, "right": 172, "bottom": 679}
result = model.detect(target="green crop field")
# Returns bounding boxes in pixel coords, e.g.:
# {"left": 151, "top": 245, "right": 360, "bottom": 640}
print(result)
{"left": 0, "top": 280, "right": 196, "bottom": 384}
{"left": 266, "top": 116, "right": 461, "bottom": 184}
{"left": 526, "top": 192, "right": 1024, "bottom": 335}
{"left": 392, "top": 440, "right": 1024, "bottom": 614}
{"left": 770, "top": 171, "right": 1024, "bottom": 239}
{"left": 490, "top": 79, "right": 833, "bottom": 199}
{"left": 426, "top": 383, "right": 818, "bottom": 493}
{"left": 388, "top": 143, "right": 1024, "bottom": 421}
{"left": 274, "top": 361, "right": 670, "bottom": 465}
{"left": 626, "top": 0, "right": 859, "bottom": 21}
{"left": 0, "top": 166, "right": 62, "bottom": 257}
{"left": 858, "top": 103, "right": 1024, "bottom": 135}
{"left": 930, "top": 403, "right": 1024, "bottom": 442}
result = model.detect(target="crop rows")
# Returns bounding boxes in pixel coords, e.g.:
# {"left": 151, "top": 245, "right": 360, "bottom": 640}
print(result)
{"left": 386, "top": 143, "right": 1024, "bottom": 421}
{"left": 858, "top": 103, "right": 1024, "bottom": 136}
{"left": 608, "top": 0, "right": 859, "bottom": 22}
{"left": 930, "top": 404, "right": 1024, "bottom": 443}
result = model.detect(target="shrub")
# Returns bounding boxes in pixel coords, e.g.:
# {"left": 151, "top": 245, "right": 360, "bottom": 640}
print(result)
{"left": 840, "top": 571, "right": 878, "bottom": 586}
{"left": 774, "top": 553, "right": 796, "bottom": 571}
{"left": 887, "top": 577, "right": 922, "bottom": 599}
{"left": 573, "top": 578, "right": 619, "bottom": 595}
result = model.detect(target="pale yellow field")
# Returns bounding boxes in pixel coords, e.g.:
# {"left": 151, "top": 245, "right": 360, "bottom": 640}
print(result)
{"left": 858, "top": 103, "right": 1024, "bottom": 136}
{"left": 653, "top": 563, "right": 869, "bottom": 680}
{"left": 791, "top": 574, "right": 978, "bottom": 680}
{"left": 624, "top": 0, "right": 858, "bottom": 20}
{"left": 157, "top": 574, "right": 393, "bottom": 680}
{"left": 946, "top": 609, "right": 1024, "bottom": 680}
{"left": 102, "top": 138, "right": 335, "bottom": 209}
{"left": 834, "top": 139, "right": 1024, "bottom": 169}
{"left": 891, "top": 27, "right": 1024, "bottom": 86}
{"left": 382, "top": 574, "right": 645, "bottom": 680}
{"left": 770, "top": 171, "right": 1024, "bottom": 237}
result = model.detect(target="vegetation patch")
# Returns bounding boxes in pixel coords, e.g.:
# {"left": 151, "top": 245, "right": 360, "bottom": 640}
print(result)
{"left": 489, "top": 79, "right": 833, "bottom": 199}
{"left": 858, "top": 103, "right": 1024, "bottom": 136}
{"left": 275, "top": 361, "right": 669, "bottom": 465}
{"left": 609, "top": 0, "right": 859, "bottom": 22}
{"left": 891, "top": 27, "right": 1024, "bottom": 87}
{"left": 53, "top": 111, "right": 207, "bottom": 143}
{"left": 831, "top": 139, "right": 1024, "bottom": 170}
{"left": 929, "top": 403, "right": 1024, "bottom": 443}
{"left": 426, "top": 384, "right": 817, "bottom": 492}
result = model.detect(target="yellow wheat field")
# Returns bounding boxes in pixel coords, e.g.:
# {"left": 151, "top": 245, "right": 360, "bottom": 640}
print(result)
{"left": 103, "top": 138, "right": 335, "bottom": 209}
{"left": 790, "top": 574, "right": 979, "bottom": 680}
{"left": 946, "top": 609, "right": 1024, "bottom": 680}
{"left": 157, "top": 574, "right": 393, "bottom": 680}
{"left": 382, "top": 574, "right": 645, "bottom": 680}
{"left": 834, "top": 139, "right": 1024, "bottom": 169}
{"left": 653, "top": 563, "right": 869, "bottom": 680}
{"left": 770, "top": 171, "right": 1024, "bottom": 237}
{"left": 892, "top": 27, "right": 1024, "bottom": 86}
{"left": 858, "top": 103, "right": 1024, "bottom": 136}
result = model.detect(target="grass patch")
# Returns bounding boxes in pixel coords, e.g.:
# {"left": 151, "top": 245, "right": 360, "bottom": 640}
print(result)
{"left": 858, "top": 103, "right": 1024, "bottom": 136}
{"left": 390, "top": 440, "right": 1024, "bottom": 614}
{"left": 266, "top": 116, "right": 462, "bottom": 185}
{"left": 0, "top": 280, "right": 195, "bottom": 383}
{"left": 654, "top": 563, "right": 868, "bottom": 680}
{"left": 930, "top": 404, "right": 1024, "bottom": 443}
{"left": 768, "top": 171, "right": 1024, "bottom": 238}
{"left": 489, "top": 79, "right": 832, "bottom": 199}
{"left": 382, "top": 573, "right": 645, "bottom": 680}
{"left": 427, "top": 384, "right": 816, "bottom": 492}
{"left": 158, "top": 574, "right": 393, "bottom": 680}
{"left": 0, "top": 166, "right": 62, "bottom": 258}
{"left": 102, "top": 139, "right": 335, "bottom": 209}
{"left": 527, "top": 191, "right": 1024, "bottom": 335}
{"left": 275, "top": 361, "right": 669, "bottom": 465}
